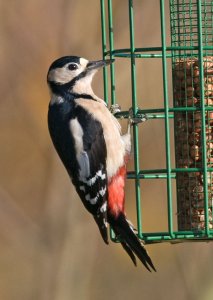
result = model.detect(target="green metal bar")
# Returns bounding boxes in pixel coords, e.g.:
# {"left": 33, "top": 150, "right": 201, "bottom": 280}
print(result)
{"left": 110, "top": 227, "right": 116, "bottom": 241}
{"left": 113, "top": 54, "right": 173, "bottom": 58}
{"left": 100, "top": 0, "right": 109, "bottom": 104}
{"left": 104, "top": 45, "right": 213, "bottom": 56}
{"left": 113, "top": 230, "right": 213, "bottom": 243}
{"left": 127, "top": 167, "right": 213, "bottom": 180}
{"left": 107, "top": 0, "right": 116, "bottom": 104}
{"left": 160, "top": 0, "right": 174, "bottom": 239}
{"left": 142, "top": 231, "right": 213, "bottom": 243}
{"left": 114, "top": 106, "right": 213, "bottom": 119}
{"left": 143, "top": 230, "right": 213, "bottom": 237}
{"left": 112, "top": 231, "right": 213, "bottom": 244}
{"left": 197, "top": 0, "right": 209, "bottom": 236}
{"left": 100, "top": 0, "right": 213, "bottom": 244}
{"left": 127, "top": 174, "right": 176, "bottom": 179}
{"left": 128, "top": 0, "right": 143, "bottom": 238}
{"left": 139, "top": 167, "right": 213, "bottom": 173}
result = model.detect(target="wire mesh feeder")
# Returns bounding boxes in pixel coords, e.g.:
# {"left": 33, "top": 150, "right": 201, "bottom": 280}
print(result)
{"left": 100, "top": 0, "right": 213, "bottom": 243}
{"left": 171, "top": 1, "right": 213, "bottom": 233}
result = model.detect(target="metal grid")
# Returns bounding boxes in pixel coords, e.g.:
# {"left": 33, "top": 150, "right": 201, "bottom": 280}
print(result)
{"left": 171, "top": 1, "right": 213, "bottom": 234}
{"left": 100, "top": 0, "right": 213, "bottom": 243}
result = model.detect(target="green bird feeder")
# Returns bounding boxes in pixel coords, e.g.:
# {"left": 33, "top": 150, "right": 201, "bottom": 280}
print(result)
{"left": 100, "top": 0, "right": 213, "bottom": 243}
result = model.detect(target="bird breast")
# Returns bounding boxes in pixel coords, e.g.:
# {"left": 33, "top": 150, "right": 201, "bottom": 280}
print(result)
{"left": 75, "top": 99, "right": 127, "bottom": 179}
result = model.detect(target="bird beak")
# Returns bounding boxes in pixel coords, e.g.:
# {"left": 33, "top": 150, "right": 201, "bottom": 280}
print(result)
{"left": 87, "top": 59, "right": 114, "bottom": 70}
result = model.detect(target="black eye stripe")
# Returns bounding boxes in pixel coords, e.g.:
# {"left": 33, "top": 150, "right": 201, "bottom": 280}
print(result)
{"left": 68, "top": 63, "right": 78, "bottom": 71}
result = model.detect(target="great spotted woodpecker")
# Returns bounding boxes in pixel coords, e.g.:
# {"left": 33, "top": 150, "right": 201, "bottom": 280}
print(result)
{"left": 47, "top": 56, "right": 156, "bottom": 271}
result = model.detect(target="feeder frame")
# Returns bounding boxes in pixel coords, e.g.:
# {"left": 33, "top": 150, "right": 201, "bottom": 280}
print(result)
{"left": 100, "top": 0, "right": 213, "bottom": 243}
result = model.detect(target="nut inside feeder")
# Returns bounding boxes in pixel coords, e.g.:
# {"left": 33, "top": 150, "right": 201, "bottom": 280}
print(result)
{"left": 174, "top": 57, "right": 213, "bottom": 231}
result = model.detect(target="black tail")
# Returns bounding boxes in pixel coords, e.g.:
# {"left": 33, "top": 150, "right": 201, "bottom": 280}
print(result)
{"left": 94, "top": 214, "right": 109, "bottom": 245}
{"left": 108, "top": 213, "right": 156, "bottom": 272}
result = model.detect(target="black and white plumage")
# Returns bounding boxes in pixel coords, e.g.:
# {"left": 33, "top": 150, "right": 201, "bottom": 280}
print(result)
{"left": 47, "top": 56, "right": 156, "bottom": 271}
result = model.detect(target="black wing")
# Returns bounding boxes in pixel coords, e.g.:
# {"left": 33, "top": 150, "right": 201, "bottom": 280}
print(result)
{"left": 48, "top": 100, "right": 108, "bottom": 243}
{"left": 72, "top": 105, "right": 108, "bottom": 243}
{"left": 48, "top": 101, "right": 108, "bottom": 244}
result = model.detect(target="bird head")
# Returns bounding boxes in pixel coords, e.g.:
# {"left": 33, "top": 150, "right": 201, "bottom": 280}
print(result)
{"left": 47, "top": 56, "right": 114, "bottom": 95}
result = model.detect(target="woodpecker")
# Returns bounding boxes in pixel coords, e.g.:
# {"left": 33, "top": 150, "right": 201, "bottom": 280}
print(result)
{"left": 47, "top": 56, "right": 156, "bottom": 272}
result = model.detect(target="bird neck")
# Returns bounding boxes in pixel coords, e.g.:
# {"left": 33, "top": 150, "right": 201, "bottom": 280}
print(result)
{"left": 71, "top": 75, "right": 94, "bottom": 96}
{"left": 48, "top": 75, "right": 95, "bottom": 98}
{"left": 48, "top": 77, "right": 106, "bottom": 105}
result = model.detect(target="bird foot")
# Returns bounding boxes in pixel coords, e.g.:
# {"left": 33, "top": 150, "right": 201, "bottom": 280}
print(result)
{"left": 128, "top": 108, "right": 147, "bottom": 125}
{"left": 110, "top": 104, "right": 121, "bottom": 115}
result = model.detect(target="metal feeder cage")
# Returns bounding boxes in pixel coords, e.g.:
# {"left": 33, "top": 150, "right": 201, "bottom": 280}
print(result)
{"left": 100, "top": 0, "right": 213, "bottom": 243}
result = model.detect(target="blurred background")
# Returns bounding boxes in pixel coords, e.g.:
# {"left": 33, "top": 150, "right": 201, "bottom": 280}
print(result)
{"left": 0, "top": 0, "right": 212, "bottom": 299}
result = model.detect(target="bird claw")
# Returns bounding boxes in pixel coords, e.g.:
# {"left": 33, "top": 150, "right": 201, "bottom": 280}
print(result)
{"left": 110, "top": 104, "right": 121, "bottom": 115}
{"left": 128, "top": 108, "right": 147, "bottom": 125}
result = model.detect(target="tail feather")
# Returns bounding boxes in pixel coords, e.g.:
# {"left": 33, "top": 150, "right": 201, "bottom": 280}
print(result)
{"left": 108, "top": 213, "right": 156, "bottom": 272}
{"left": 94, "top": 215, "right": 109, "bottom": 245}
{"left": 121, "top": 242, "right": 137, "bottom": 266}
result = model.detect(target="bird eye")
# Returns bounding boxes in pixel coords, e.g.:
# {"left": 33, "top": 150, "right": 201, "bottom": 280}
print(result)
{"left": 68, "top": 63, "right": 78, "bottom": 71}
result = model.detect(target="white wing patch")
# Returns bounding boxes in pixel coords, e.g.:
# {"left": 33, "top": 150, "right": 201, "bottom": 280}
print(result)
{"left": 69, "top": 118, "right": 91, "bottom": 178}
{"left": 79, "top": 185, "right": 86, "bottom": 192}
{"left": 70, "top": 118, "right": 84, "bottom": 153}
{"left": 100, "top": 202, "right": 107, "bottom": 212}
{"left": 99, "top": 186, "right": 106, "bottom": 197}
{"left": 85, "top": 194, "right": 98, "bottom": 205}
{"left": 85, "top": 186, "right": 107, "bottom": 205}
{"left": 78, "top": 151, "right": 90, "bottom": 178}
{"left": 81, "top": 169, "right": 106, "bottom": 185}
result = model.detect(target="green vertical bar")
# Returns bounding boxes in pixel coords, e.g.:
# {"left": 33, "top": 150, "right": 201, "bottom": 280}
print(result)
{"left": 108, "top": 0, "right": 116, "bottom": 104}
{"left": 197, "top": 0, "right": 209, "bottom": 236}
{"left": 100, "top": 0, "right": 109, "bottom": 104}
{"left": 160, "top": 0, "right": 174, "bottom": 238}
{"left": 128, "top": 0, "right": 142, "bottom": 238}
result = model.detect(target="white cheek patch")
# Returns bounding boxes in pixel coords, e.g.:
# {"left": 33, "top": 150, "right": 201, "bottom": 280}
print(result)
{"left": 48, "top": 62, "right": 86, "bottom": 84}
{"left": 48, "top": 68, "right": 74, "bottom": 84}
